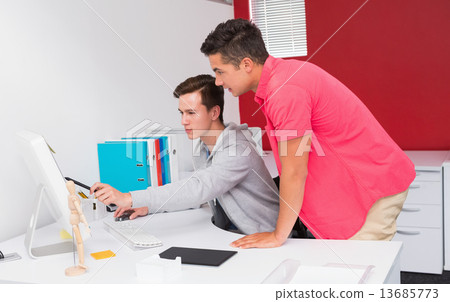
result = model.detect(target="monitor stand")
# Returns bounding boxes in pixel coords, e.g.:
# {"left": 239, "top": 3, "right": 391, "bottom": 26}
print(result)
{"left": 24, "top": 184, "right": 74, "bottom": 259}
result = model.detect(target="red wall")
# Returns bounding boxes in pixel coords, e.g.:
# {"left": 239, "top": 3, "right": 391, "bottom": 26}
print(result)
{"left": 234, "top": 0, "right": 450, "bottom": 150}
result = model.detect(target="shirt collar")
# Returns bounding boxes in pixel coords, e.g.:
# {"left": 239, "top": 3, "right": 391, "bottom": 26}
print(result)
{"left": 254, "top": 55, "right": 276, "bottom": 105}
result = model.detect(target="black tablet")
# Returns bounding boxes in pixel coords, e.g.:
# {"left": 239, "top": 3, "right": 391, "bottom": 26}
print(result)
{"left": 159, "top": 246, "right": 237, "bottom": 266}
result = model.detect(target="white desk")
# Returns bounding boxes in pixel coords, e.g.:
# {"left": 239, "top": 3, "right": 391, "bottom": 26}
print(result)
{"left": 0, "top": 207, "right": 402, "bottom": 284}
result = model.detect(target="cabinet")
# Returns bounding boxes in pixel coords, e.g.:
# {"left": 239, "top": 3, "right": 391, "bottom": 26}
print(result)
{"left": 443, "top": 153, "right": 450, "bottom": 271}
{"left": 393, "top": 151, "right": 449, "bottom": 274}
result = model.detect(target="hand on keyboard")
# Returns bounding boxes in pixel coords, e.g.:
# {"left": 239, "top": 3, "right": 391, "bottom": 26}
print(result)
{"left": 114, "top": 206, "right": 149, "bottom": 219}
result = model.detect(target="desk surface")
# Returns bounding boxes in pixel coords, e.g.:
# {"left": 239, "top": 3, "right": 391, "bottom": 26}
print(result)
{"left": 0, "top": 207, "right": 402, "bottom": 284}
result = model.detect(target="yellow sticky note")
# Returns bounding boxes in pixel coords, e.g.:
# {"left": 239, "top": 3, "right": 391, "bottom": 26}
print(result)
{"left": 91, "top": 250, "right": 116, "bottom": 260}
{"left": 60, "top": 229, "right": 72, "bottom": 239}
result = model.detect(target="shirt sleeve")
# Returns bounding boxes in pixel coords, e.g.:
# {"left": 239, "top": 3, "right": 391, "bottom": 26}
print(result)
{"left": 129, "top": 142, "right": 252, "bottom": 214}
{"left": 266, "top": 85, "right": 312, "bottom": 141}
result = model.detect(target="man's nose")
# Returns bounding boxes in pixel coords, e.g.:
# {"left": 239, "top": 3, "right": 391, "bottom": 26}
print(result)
{"left": 215, "top": 77, "right": 223, "bottom": 86}
{"left": 181, "top": 114, "right": 188, "bottom": 125}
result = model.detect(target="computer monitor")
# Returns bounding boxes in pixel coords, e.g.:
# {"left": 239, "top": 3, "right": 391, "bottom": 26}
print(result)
{"left": 16, "top": 130, "right": 90, "bottom": 258}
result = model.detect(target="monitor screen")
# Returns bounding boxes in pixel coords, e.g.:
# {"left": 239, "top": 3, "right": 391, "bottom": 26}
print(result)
{"left": 16, "top": 130, "right": 91, "bottom": 247}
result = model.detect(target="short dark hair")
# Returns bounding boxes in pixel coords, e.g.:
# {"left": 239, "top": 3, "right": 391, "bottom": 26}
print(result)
{"left": 173, "top": 74, "right": 225, "bottom": 123}
{"left": 200, "top": 18, "right": 269, "bottom": 68}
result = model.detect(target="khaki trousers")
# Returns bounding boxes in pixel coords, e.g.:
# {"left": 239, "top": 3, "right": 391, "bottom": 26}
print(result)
{"left": 350, "top": 189, "right": 409, "bottom": 241}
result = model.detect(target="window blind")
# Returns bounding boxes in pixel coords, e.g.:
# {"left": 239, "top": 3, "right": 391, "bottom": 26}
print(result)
{"left": 250, "top": 0, "right": 307, "bottom": 58}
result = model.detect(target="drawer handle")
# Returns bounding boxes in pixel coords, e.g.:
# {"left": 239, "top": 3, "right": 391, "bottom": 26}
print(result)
{"left": 401, "top": 207, "right": 421, "bottom": 212}
{"left": 415, "top": 171, "right": 440, "bottom": 176}
{"left": 409, "top": 184, "right": 421, "bottom": 189}
{"left": 397, "top": 230, "right": 421, "bottom": 235}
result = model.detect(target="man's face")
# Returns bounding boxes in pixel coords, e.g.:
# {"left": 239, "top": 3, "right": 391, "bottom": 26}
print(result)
{"left": 209, "top": 53, "right": 252, "bottom": 97}
{"left": 178, "top": 91, "right": 214, "bottom": 140}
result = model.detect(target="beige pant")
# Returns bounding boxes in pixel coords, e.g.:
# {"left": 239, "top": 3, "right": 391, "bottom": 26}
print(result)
{"left": 350, "top": 189, "right": 409, "bottom": 241}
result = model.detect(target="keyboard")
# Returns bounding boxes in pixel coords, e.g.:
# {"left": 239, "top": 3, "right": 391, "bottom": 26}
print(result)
{"left": 103, "top": 219, "right": 163, "bottom": 249}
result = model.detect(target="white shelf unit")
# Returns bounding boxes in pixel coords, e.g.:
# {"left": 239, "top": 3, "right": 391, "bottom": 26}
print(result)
{"left": 443, "top": 153, "right": 450, "bottom": 271}
{"left": 393, "top": 151, "right": 450, "bottom": 274}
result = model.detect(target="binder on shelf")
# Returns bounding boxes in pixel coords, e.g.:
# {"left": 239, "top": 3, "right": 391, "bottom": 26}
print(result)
{"left": 158, "top": 135, "right": 179, "bottom": 184}
{"left": 165, "top": 134, "right": 179, "bottom": 183}
{"left": 97, "top": 131, "right": 186, "bottom": 193}
{"left": 121, "top": 137, "right": 168, "bottom": 184}
{"left": 122, "top": 135, "right": 177, "bottom": 185}
{"left": 128, "top": 129, "right": 194, "bottom": 179}
{"left": 146, "top": 138, "right": 160, "bottom": 188}
{"left": 97, "top": 141, "right": 151, "bottom": 192}
{"left": 112, "top": 137, "right": 165, "bottom": 186}
{"left": 157, "top": 136, "right": 170, "bottom": 185}
{"left": 155, "top": 134, "right": 179, "bottom": 183}
{"left": 153, "top": 138, "right": 164, "bottom": 186}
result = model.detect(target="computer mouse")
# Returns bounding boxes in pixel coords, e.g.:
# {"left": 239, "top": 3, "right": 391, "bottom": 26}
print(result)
{"left": 115, "top": 210, "right": 135, "bottom": 221}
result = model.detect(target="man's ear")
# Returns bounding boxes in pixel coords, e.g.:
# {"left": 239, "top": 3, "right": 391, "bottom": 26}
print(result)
{"left": 241, "top": 57, "right": 254, "bottom": 73}
{"left": 210, "top": 105, "right": 221, "bottom": 121}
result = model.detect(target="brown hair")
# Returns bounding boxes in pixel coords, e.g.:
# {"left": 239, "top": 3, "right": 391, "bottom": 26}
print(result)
{"left": 201, "top": 18, "right": 269, "bottom": 68}
{"left": 173, "top": 74, "right": 224, "bottom": 123}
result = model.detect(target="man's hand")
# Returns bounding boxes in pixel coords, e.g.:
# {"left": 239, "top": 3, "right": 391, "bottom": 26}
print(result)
{"left": 114, "top": 206, "right": 149, "bottom": 219}
{"left": 230, "top": 232, "right": 286, "bottom": 249}
{"left": 90, "top": 182, "right": 132, "bottom": 208}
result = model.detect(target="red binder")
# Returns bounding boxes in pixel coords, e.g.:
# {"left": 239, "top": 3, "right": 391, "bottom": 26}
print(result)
{"left": 154, "top": 139, "right": 163, "bottom": 186}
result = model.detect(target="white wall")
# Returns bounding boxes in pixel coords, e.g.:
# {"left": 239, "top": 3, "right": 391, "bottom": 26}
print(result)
{"left": 0, "top": 0, "right": 236, "bottom": 242}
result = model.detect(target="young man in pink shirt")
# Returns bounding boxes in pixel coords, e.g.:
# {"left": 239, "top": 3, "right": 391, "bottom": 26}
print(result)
{"left": 201, "top": 18, "right": 415, "bottom": 248}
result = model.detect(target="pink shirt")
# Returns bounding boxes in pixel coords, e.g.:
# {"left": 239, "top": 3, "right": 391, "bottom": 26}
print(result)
{"left": 255, "top": 56, "right": 415, "bottom": 239}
